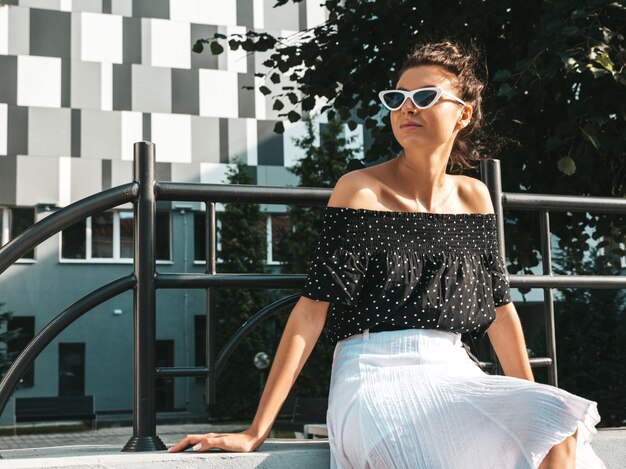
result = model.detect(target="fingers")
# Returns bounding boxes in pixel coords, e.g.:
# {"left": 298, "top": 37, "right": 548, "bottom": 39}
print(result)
{"left": 167, "top": 434, "right": 203, "bottom": 453}
{"left": 191, "top": 434, "right": 226, "bottom": 452}
{"left": 167, "top": 433, "right": 225, "bottom": 453}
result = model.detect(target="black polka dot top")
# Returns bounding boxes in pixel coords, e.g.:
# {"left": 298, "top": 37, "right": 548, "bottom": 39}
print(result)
{"left": 301, "top": 206, "right": 513, "bottom": 345}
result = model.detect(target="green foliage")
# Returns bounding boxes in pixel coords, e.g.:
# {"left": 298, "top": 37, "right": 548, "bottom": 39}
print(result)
{"left": 192, "top": 0, "right": 626, "bottom": 273}
{"left": 528, "top": 245, "right": 626, "bottom": 427}
{"left": 211, "top": 159, "right": 284, "bottom": 419}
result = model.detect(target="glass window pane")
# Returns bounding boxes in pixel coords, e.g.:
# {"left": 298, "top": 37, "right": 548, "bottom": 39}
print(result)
{"left": 271, "top": 214, "right": 291, "bottom": 263}
{"left": 155, "top": 211, "right": 170, "bottom": 261}
{"left": 61, "top": 220, "right": 87, "bottom": 259}
{"left": 92, "top": 212, "right": 113, "bottom": 258}
{"left": 194, "top": 212, "right": 205, "bottom": 261}
{"left": 10, "top": 208, "right": 35, "bottom": 259}
{"left": 119, "top": 211, "right": 133, "bottom": 259}
{"left": 6, "top": 316, "right": 35, "bottom": 387}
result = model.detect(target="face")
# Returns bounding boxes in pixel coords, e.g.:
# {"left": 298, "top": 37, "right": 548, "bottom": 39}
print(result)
{"left": 390, "top": 65, "right": 472, "bottom": 152}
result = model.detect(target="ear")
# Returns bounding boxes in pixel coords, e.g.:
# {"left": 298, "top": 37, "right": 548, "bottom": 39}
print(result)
{"left": 457, "top": 104, "right": 473, "bottom": 128}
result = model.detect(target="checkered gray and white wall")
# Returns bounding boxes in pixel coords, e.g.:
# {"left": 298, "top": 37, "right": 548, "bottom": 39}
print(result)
{"left": 0, "top": 0, "right": 362, "bottom": 207}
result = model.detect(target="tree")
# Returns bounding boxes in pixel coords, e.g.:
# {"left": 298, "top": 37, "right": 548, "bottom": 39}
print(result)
{"left": 282, "top": 116, "right": 359, "bottom": 276}
{"left": 210, "top": 158, "right": 280, "bottom": 419}
{"left": 527, "top": 245, "right": 626, "bottom": 427}
{"left": 193, "top": 0, "right": 626, "bottom": 280}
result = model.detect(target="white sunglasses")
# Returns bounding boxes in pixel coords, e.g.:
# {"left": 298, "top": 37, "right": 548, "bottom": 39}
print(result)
{"left": 378, "top": 86, "right": 468, "bottom": 111}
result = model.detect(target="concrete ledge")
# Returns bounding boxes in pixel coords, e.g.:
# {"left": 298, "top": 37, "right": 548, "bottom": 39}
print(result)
{"left": 592, "top": 427, "right": 626, "bottom": 469}
{"left": 0, "top": 428, "right": 623, "bottom": 468}
{"left": 0, "top": 439, "right": 330, "bottom": 468}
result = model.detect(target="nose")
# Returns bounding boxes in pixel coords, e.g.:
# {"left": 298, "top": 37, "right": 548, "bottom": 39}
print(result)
{"left": 400, "top": 97, "right": 417, "bottom": 114}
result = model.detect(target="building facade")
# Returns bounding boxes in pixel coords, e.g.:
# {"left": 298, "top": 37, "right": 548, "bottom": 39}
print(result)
{"left": 0, "top": 0, "right": 368, "bottom": 425}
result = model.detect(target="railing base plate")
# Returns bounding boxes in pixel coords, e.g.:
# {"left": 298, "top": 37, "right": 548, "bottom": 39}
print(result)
{"left": 121, "top": 435, "right": 167, "bottom": 452}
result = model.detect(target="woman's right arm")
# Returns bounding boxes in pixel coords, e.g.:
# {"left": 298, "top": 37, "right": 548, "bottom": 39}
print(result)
{"left": 168, "top": 173, "right": 365, "bottom": 453}
{"left": 168, "top": 295, "right": 329, "bottom": 453}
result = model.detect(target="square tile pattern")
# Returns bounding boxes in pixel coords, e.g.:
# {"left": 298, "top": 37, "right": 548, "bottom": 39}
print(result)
{"left": 0, "top": 1, "right": 346, "bottom": 206}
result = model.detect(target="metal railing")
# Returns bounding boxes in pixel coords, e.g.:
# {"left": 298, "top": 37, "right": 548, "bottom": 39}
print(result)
{"left": 0, "top": 141, "right": 624, "bottom": 451}
{"left": 482, "top": 160, "right": 626, "bottom": 383}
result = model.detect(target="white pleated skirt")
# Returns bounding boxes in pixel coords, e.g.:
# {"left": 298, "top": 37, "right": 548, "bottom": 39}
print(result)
{"left": 327, "top": 327, "right": 606, "bottom": 469}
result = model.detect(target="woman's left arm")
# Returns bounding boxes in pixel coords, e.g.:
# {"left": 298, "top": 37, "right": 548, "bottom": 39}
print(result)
{"left": 486, "top": 302, "right": 535, "bottom": 381}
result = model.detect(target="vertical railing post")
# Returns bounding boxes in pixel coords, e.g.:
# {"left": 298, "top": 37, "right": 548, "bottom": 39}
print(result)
{"left": 205, "top": 202, "right": 217, "bottom": 406}
{"left": 123, "top": 141, "right": 166, "bottom": 451}
{"left": 481, "top": 158, "right": 505, "bottom": 377}
{"left": 539, "top": 211, "right": 558, "bottom": 386}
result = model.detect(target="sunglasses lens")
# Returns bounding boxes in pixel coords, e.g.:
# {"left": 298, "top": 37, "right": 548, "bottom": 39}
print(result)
{"left": 412, "top": 89, "right": 438, "bottom": 108}
{"left": 381, "top": 92, "right": 406, "bottom": 109}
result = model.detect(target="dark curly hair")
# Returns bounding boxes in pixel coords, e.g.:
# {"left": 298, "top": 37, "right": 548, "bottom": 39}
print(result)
{"left": 396, "top": 38, "right": 505, "bottom": 174}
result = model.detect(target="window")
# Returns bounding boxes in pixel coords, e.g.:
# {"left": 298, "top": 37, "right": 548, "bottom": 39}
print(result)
{"left": 194, "top": 315, "right": 206, "bottom": 367}
{"left": 1, "top": 207, "right": 36, "bottom": 260}
{"left": 61, "top": 210, "right": 171, "bottom": 262}
{"left": 193, "top": 211, "right": 292, "bottom": 265}
{"left": 267, "top": 214, "right": 292, "bottom": 264}
{"left": 193, "top": 212, "right": 222, "bottom": 262}
{"left": 0, "top": 316, "right": 35, "bottom": 387}
{"left": 59, "top": 343, "right": 85, "bottom": 396}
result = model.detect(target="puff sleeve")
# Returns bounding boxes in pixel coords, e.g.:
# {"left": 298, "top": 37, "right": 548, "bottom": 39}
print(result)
{"left": 488, "top": 251, "right": 513, "bottom": 307}
{"left": 301, "top": 209, "right": 369, "bottom": 305}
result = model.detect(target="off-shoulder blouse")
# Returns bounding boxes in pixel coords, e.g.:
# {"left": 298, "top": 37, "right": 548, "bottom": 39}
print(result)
{"left": 301, "top": 206, "right": 512, "bottom": 345}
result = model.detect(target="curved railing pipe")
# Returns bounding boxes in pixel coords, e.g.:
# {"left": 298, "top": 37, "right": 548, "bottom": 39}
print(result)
{"left": 154, "top": 294, "right": 301, "bottom": 379}
{"left": 0, "top": 183, "right": 139, "bottom": 274}
{"left": 213, "top": 294, "right": 300, "bottom": 379}
{"left": 0, "top": 275, "right": 136, "bottom": 418}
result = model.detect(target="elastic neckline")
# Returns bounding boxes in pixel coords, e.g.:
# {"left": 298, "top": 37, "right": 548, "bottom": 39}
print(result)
{"left": 325, "top": 205, "right": 496, "bottom": 219}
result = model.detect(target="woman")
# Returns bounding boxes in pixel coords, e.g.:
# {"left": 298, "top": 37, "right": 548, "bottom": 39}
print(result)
{"left": 169, "top": 39, "right": 606, "bottom": 468}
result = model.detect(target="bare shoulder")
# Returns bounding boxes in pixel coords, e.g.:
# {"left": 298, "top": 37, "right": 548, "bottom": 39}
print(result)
{"left": 455, "top": 175, "right": 496, "bottom": 214}
{"left": 327, "top": 168, "right": 379, "bottom": 209}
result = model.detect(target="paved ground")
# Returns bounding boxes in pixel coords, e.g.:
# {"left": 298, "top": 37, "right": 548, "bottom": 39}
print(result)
{"left": 0, "top": 423, "right": 253, "bottom": 451}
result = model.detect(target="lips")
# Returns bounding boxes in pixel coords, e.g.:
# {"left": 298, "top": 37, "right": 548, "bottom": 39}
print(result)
{"left": 400, "top": 121, "right": 423, "bottom": 129}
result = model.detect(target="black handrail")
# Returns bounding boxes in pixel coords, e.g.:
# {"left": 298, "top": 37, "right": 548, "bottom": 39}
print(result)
{"left": 481, "top": 159, "right": 626, "bottom": 382}
{"left": 0, "top": 183, "right": 139, "bottom": 274}
{"left": 0, "top": 141, "right": 624, "bottom": 453}
{"left": 156, "top": 293, "right": 301, "bottom": 379}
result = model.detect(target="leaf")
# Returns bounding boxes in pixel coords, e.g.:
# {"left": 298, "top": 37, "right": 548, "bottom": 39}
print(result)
{"left": 301, "top": 96, "right": 316, "bottom": 111}
{"left": 570, "top": 9, "right": 588, "bottom": 20}
{"left": 287, "top": 93, "right": 298, "bottom": 104}
{"left": 272, "top": 99, "right": 284, "bottom": 111}
{"left": 593, "top": 51, "right": 614, "bottom": 72}
{"left": 263, "top": 59, "right": 275, "bottom": 67}
{"left": 587, "top": 65, "right": 610, "bottom": 78}
{"left": 259, "top": 86, "right": 271, "bottom": 96}
{"left": 270, "top": 73, "right": 281, "bottom": 84}
{"left": 210, "top": 41, "right": 224, "bottom": 55}
{"left": 347, "top": 120, "right": 357, "bottom": 131}
{"left": 497, "top": 83, "right": 514, "bottom": 99}
{"left": 493, "top": 69, "right": 513, "bottom": 82}
{"left": 557, "top": 156, "right": 576, "bottom": 176}
{"left": 561, "top": 25, "right": 582, "bottom": 37}
{"left": 287, "top": 111, "right": 301, "bottom": 123}
{"left": 273, "top": 121, "right": 285, "bottom": 134}
{"left": 581, "top": 124, "right": 601, "bottom": 151}
{"left": 192, "top": 40, "right": 204, "bottom": 53}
